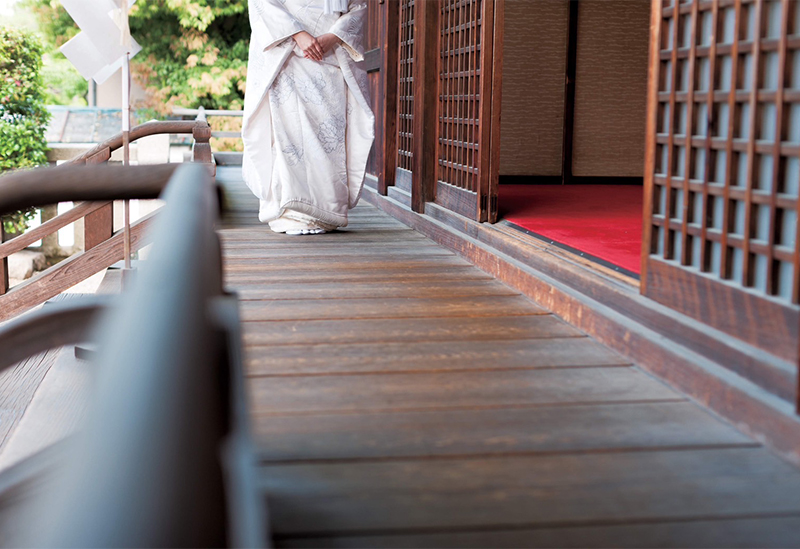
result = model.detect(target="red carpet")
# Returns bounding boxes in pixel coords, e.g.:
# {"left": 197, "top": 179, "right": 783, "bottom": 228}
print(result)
{"left": 498, "top": 185, "right": 644, "bottom": 274}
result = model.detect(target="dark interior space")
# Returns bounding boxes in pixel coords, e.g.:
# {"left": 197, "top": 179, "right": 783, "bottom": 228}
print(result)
{"left": 497, "top": 0, "right": 650, "bottom": 276}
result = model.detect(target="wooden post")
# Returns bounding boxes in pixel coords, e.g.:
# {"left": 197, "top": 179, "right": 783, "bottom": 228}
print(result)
{"left": 192, "top": 116, "right": 215, "bottom": 177}
{"left": 0, "top": 224, "right": 8, "bottom": 296}
{"left": 640, "top": 0, "right": 663, "bottom": 291}
{"left": 83, "top": 148, "right": 114, "bottom": 251}
{"left": 487, "top": 0, "right": 505, "bottom": 224}
{"left": 380, "top": 0, "right": 400, "bottom": 195}
{"left": 561, "top": 0, "right": 579, "bottom": 186}
{"left": 411, "top": 0, "right": 439, "bottom": 212}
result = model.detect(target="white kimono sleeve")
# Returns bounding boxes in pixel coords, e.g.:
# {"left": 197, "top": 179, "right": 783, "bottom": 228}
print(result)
{"left": 329, "top": 1, "right": 368, "bottom": 62}
{"left": 252, "top": 0, "right": 306, "bottom": 50}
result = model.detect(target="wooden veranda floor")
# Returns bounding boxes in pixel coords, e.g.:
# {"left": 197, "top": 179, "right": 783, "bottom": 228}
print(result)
{"left": 217, "top": 167, "right": 800, "bottom": 548}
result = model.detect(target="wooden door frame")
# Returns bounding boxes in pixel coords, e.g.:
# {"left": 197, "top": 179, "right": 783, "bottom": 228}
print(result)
{"left": 410, "top": 0, "right": 438, "bottom": 212}
{"left": 379, "top": 0, "right": 400, "bottom": 196}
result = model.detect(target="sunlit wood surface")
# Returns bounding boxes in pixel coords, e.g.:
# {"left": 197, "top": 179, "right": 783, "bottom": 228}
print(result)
{"left": 217, "top": 167, "right": 800, "bottom": 548}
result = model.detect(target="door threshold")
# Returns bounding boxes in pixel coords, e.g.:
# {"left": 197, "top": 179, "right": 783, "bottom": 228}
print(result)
{"left": 496, "top": 219, "right": 641, "bottom": 284}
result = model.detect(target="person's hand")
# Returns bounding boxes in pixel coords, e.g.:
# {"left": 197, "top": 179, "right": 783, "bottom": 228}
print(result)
{"left": 316, "top": 33, "right": 342, "bottom": 55}
{"left": 293, "top": 31, "right": 323, "bottom": 61}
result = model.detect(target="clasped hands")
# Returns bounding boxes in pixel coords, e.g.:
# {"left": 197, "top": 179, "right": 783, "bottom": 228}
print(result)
{"left": 292, "top": 31, "right": 341, "bottom": 61}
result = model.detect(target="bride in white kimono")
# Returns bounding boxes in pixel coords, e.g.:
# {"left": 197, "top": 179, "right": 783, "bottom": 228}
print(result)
{"left": 243, "top": 0, "right": 375, "bottom": 235}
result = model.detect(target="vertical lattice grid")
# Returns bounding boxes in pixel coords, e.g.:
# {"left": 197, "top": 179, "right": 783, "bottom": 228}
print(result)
{"left": 438, "top": 0, "right": 482, "bottom": 191}
{"left": 397, "top": 0, "right": 415, "bottom": 171}
{"left": 651, "top": 0, "right": 800, "bottom": 303}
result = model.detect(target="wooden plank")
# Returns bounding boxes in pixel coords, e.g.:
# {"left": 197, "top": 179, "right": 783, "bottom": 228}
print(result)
{"left": 242, "top": 315, "right": 582, "bottom": 346}
{"left": 83, "top": 203, "right": 113, "bottom": 251}
{"left": 278, "top": 516, "right": 800, "bottom": 548}
{"left": 232, "top": 279, "right": 519, "bottom": 300}
{"left": 246, "top": 337, "right": 629, "bottom": 376}
{"left": 220, "top": 216, "right": 409, "bottom": 227}
{"left": 646, "top": 257, "right": 800, "bottom": 363}
{"left": 0, "top": 202, "right": 108, "bottom": 260}
{"left": 239, "top": 295, "right": 546, "bottom": 321}
{"left": 219, "top": 232, "right": 429, "bottom": 244}
{"left": 226, "top": 267, "right": 491, "bottom": 284}
{"left": 222, "top": 246, "right": 454, "bottom": 259}
{"left": 223, "top": 256, "right": 476, "bottom": 272}
{"left": 0, "top": 349, "right": 60, "bottom": 452}
{"left": 248, "top": 367, "right": 681, "bottom": 415}
{"left": 261, "top": 448, "right": 800, "bottom": 535}
{"left": 254, "top": 401, "right": 753, "bottom": 462}
{"left": 363, "top": 187, "right": 800, "bottom": 462}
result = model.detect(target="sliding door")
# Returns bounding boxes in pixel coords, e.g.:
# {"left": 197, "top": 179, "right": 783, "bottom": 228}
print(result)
{"left": 432, "top": 0, "right": 503, "bottom": 222}
{"left": 642, "top": 0, "right": 800, "bottom": 362}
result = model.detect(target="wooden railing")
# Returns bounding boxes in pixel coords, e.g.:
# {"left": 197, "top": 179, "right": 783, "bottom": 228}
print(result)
{"left": 0, "top": 164, "right": 264, "bottom": 546}
{"left": 0, "top": 114, "right": 214, "bottom": 322}
{"left": 173, "top": 107, "right": 243, "bottom": 141}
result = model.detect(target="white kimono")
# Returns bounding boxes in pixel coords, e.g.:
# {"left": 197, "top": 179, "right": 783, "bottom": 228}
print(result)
{"left": 243, "top": 0, "right": 375, "bottom": 229}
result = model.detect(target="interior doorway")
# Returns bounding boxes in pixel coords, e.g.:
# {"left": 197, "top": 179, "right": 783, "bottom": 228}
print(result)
{"left": 496, "top": 0, "right": 651, "bottom": 277}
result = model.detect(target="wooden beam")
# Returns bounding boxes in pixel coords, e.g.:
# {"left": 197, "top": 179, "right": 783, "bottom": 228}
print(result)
{"left": 380, "top": 0, "right": 400, "bottom": 195}
{"left": 561, "top": 0, "right": 579, "bottom": 185}
{"left": 487, "top": 0, "right": 505, "bottom": 223}
{"left": 411, "top": 0, "right": 439, "bottom": 212}
{"left": 0, "top": 202, "right": 109, "bottom": 260}
{"left": 640, "top": 0, "right": 664, "bottom": 290}
{"left": 0, "top": 212, "right": 156, "bottom": 322}
{"left": 0, "top": 225, "right": 8, "bottom": 296}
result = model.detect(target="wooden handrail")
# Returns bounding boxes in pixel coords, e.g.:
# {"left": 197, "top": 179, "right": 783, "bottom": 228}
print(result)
{"left": 12, "top": 164, "right": 264, "bottom": 546}
{"left": 0, "top": 112, "right": 213, "bottom": 312}
{"left": 3, "top": 164, "right": 263, "bottom": 545}
{"left": 63, "top": 119, "right": 213, "bottom": 168}
{"left": 0, "top": 297, "right": 107, "bottom": 372}
{"left": 0, "top": 211, "right": 156, "bottom": 322}
{"left": 0, "top": 201, "right": 108, "bottom": 260}
{"left": 0, "top": 164, "right": 177, "bottom": 217}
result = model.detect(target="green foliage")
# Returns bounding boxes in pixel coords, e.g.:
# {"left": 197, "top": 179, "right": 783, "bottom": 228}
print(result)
{"left": 0, "top": 26, "right": 51, "bottom": 235}
{"left": 40, "top": 55, "right": 88, "bottom": 106}
{"left": 26, "top": 0, "right": 250, "bottom": 115}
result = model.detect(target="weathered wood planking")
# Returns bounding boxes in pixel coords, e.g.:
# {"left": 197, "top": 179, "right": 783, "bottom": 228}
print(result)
{"left": 215, "top": 168, "right": 800, "bottom": 548}
{"left": 226, "top": 267, "right": 491, "bottom": 284}
{"left": 248, "top": 368, "right": 680, "bottom": 415}
{"left": 254, "top": 401, "right": 754, "bottom": 462}
{"left": 232, "top": 279, "right": 519, "bottom": 300}
{"left": 278, "top": 516, "right": 800, "bottom": 548}
{"left": 241, "top": 316, "right": 583, "bottom": 346}
{"left": 239, "top": 295, "right": 546, "bottom": 321}
{"left": 262, "top": 448, "right": 800, "bottom": 535}
{"left": 246, "top": 338, "right": 630, "bottom": 376}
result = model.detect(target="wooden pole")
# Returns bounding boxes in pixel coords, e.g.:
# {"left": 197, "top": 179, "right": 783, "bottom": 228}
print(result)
{"left": 561, "top": 0, "right": 579, "bottom": 185}
{"left": 122, "top": 51, "right": 132, "bottom": 271}
{"left": 411, "top": 0, "right": 439, "bottom": 212}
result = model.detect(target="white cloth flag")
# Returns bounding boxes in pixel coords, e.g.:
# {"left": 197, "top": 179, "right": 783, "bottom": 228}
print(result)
{"left": 59, "top": 0, "right": 141, "bottom": 84}
{"left": 323, "top": 0, "right": 348, "bottom": 14}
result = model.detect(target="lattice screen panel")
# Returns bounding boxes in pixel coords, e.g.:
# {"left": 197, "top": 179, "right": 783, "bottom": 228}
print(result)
{"left": 397, "top": 0, "right": 415, "bottom": 171}
{"left": 651, "top": 0, "right": 800, "bottom": 303}
{"left": 438, "top": 0, "right": 483, "bottom": 191}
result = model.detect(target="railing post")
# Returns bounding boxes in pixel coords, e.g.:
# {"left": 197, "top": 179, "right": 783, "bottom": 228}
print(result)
{"left": 0, "top": 225, "right": 8, "bottom": 296}
{"left": 192, "top": 110, "right": 215, "bottom": 177}
{"left": 83, "top": 150, "right": 114, "bottom": 251}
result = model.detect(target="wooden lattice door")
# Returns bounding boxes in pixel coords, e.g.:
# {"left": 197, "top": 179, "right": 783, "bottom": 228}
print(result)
{"left": 391, "top": 0, "right": 415, "bottom": 192}
{"left": 643, "top": 0, "right": 800, "bottom": 362}
{"left": 433, "top": 0, "right": 503, "bottom": 222}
